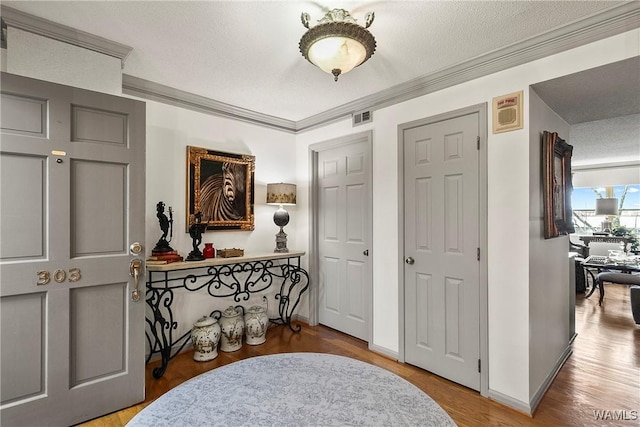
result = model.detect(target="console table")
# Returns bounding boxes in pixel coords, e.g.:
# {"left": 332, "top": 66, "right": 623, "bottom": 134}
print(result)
{"left": 145, "top": 251, "right": 309, "bottom": 378}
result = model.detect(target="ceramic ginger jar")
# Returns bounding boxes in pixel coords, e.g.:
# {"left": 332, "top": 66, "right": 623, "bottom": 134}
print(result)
{"left": 191, "top": 315, "right": 221, "bottom": 361}
{"left": 219, "top": 306, "right": 245, "bottom": 352}
{"left": 244, "top": 305, "right": 269, "bottom": 345}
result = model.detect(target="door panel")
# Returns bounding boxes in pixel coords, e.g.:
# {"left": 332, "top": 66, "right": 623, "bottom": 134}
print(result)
{"left": 71, "top": 106, "right": 128, "bottom": 146}
{"left": 323, "top": 257, "right": 340, "bottom": 313}
{"left": 346, "top": 260, "right": 366, "bottom": 322}
{"left": 0, "top": 93, "right": 47, "bottom": 138}
{"left": 71, "top": 160, "right": 127, "bottom": 255}
{"left": 0, "top": 293, "right": 46, "bottom": 404}
{"left": 404, "top": 112, "right": 480, "bottom": 391}
{"left": 0, "top": 153, "right": 47, "bottom": 259}
{"left": 444, "top": 174, "right": 463, "bottom": 252}
{"left": 322, "top": 186, "right": 339, "bottom": 240}
{"left": 346, "top": 184, "right": 365, "bottom": 242}
{"left": 0, "top": 73, "right": 146, "bottom": 426}
{"left": 316, "top": 136, "right": 371, "bottom": 341}
{"left": 70, "top": 283, "right": 127, "bottom": 386}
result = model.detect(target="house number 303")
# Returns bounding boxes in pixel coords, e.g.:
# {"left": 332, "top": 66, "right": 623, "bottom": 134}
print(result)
{"left": 37, "top": 268, "right": 81, "bottom": 285}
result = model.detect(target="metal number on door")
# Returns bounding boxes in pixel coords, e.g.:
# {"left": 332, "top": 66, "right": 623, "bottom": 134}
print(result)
{"left": 36, "top": 268, "right": 81, "bottom": 285}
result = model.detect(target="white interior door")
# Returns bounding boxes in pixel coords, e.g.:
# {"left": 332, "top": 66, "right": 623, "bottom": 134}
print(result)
{"left": 0, "top": 73, "right": 146, "bottom": 426}
{"left": 315, "top": 134, "right": 372, "bottom": 341}
{"left": 403, "top": 111, "right": 481, "bottom": 391}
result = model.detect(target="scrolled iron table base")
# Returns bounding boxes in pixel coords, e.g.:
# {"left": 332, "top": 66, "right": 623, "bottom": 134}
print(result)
{"left": 145, "top": 252, "right": 309, "bottom": 378}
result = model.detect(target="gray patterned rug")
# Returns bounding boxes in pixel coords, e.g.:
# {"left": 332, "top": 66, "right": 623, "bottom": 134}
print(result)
{"left": 126, "top": 352, "right": 457, "bottom": 426}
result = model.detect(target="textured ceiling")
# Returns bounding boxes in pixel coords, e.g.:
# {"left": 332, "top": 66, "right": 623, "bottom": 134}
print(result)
{"left": 532, "top": 57, "right": 640, "bottom": 166}
{"left": 569, "top": 113, "right": 640, "bottom": 165}
{"left": 531, "top": 57, "right": 640, "bottom": 125}
{"left": 2, "top": 0, "right": 628, "bottom": 122}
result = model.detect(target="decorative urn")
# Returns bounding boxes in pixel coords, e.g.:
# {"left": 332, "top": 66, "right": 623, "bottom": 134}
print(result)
{"left": 219, "top": 306, "right": 245, "bottom": 352}
{"left": 190, "top": 315, "right": 221, "bottom": 361}
{"left": 244, "top": 305, "right": 269, "bottom": 345}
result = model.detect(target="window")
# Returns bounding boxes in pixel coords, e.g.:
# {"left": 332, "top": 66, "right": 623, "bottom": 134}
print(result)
{"left": 572, "top": 184, "right": 640, "bottom": 235}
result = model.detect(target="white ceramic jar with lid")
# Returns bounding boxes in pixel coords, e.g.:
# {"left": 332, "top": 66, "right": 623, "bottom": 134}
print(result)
{"left": 219, "top": 305, "right": 245, "bottom": 352}
{"left": 191, "top": 315, "right": 221, "bottom": 361}
{"left": 244, "top": 305, "right": 269, "bottom": 345}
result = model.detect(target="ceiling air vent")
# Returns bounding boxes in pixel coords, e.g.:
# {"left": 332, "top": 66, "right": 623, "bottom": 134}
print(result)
{"left": 352, "top": 110, "right": 372, "bottom": 127}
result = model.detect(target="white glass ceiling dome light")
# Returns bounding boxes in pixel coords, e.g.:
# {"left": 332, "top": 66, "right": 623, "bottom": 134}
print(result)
{"left": 299, "top": 9, "right": 376, "bottom": 82}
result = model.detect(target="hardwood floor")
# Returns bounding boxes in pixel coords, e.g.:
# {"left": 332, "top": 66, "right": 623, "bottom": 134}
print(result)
{"left": 82, "top": 284, "right": 639, "bottom": 426}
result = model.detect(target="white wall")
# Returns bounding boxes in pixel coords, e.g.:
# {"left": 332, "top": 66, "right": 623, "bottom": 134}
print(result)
{"left": 296, "top": 29, "right": 639, "bottom": 408}
{"left": 528, "top": 89, "right": 572, "bottom": 401}
{"left": 143, "top": 100, "right": 298, "bottom": 332}
{"left": 7, "top": 28, "right": 122, "bottom": 95}
{"left": 144, "top": 100, "right": 296, "bottom": 258}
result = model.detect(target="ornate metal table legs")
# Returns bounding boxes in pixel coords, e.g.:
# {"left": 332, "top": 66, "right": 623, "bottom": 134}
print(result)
{"left": 145, "top": 258, "right": 309, "bottom": 378}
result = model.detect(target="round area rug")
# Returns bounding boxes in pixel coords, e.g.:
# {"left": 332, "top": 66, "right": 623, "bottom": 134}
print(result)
{"left": 126, "top": 352, "right": 457, "bottom": 426}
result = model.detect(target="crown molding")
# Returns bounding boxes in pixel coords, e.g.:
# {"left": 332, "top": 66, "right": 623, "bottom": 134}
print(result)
{"left": 122, "top": 74, "right": 297, "bottom": 133}
{"left": 126, "top": 2, "right": 639, "bottom": 133}
{"left": 2, "top": 3, "right": 637, "bottom": 133}
{"left": 0, "top": 5, "right": 132, "bottom": 66}
{"left": 295, "top": 2, "right": 640, "bottom": 132}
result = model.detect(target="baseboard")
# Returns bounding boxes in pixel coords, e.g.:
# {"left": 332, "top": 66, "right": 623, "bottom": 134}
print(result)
{"left": 145, "top": 341, "right": 194, "bottom": 363}
{"left": 569, "top": 332, "right": 578, "bottom": 345}
{"left": 488, "top": 343, "right": 573, "bottom": 415}
{"left": 488, "top": 389, "right": 533, "bottom": 415}
{"left": 530, "top": 345, "right": 573, "bottom": 414}
{"left": 293, "top": 314, "right": 310, "bottom": 325}
{"left": 290, "top": 316, "right": 399, "bottom": 361}
{"left": 368, "top": 343, "right": 399, "bottom": 360}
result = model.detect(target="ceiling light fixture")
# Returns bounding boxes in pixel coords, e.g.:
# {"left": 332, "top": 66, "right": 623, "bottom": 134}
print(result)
{"left": 299, "top": 8, "right": 376, "bottom": 82}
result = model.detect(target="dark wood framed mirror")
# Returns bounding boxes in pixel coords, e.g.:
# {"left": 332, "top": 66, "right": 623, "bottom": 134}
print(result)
{"left": 543, "top": 131, "right": 574, "bottom": 239}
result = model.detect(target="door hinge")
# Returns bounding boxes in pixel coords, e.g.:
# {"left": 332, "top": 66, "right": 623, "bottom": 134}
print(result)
{"left": 477, "top": 248, "right": 480, "bottom": 261}
{"left": 478, "top": 359, "right": 481, "bottom": 373}
{"left": 477, "top": 136, "right": 480, "bottom": 150}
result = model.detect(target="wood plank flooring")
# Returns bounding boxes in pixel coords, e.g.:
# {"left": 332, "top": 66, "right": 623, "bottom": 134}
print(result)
{"left": 81, "top": 284, "right": 639, "bottom": 426}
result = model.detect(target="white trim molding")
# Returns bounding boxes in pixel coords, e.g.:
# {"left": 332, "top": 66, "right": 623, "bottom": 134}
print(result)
{"left": 3, "top": 2, "right": 638, "bottom": 132}
{"left": 122, "top": 74, "right": 297, "bottom": 133}
{"left": 1, "top": 5, "right": 133, "bottom": 67}
{"left": 529, "top": 346, "right": 573, "bottom": 415}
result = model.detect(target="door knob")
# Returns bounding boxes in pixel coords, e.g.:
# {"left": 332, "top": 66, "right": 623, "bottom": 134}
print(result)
{"left": 405, "top": 257, "right": 415, "bottom": 265}
{"left": 130, "top": 242, "right": 143, "bottom": 255}
{"left": 363, "top": 250, "right": 369, "bottom": 256}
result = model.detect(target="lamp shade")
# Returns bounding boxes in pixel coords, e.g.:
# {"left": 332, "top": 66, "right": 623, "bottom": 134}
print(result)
{"left": 595, "top": 198, "right": 618, "bottom": 216}
{"left": 266, "top": 183, "right": 296, "bottom": 206}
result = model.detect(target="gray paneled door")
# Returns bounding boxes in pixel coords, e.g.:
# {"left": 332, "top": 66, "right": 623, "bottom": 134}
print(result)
{"left": 316, "top": 134, "right": 372, "bottom": 341}
{"left": 403, "top": 111, "right": 481, "bottom": 391}
{"left": 0, "top": 73, "right": 146, "bottom": 426}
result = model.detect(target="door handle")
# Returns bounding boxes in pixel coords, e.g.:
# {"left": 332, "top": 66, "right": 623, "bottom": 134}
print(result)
{"left": 363, "top": 250, "right": 369, "bottom": 256}
{"left": 405, "top": 257, "right": 415, "bottom": 265}
{"left": 130, "top": 258, "right": 142, "bottom": 302}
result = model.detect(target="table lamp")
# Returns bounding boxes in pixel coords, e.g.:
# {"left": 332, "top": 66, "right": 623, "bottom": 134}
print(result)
{"left": 266, "top": 183, "right": 296, "bottom": 253}
{"left": 595, "top": 197, "right": 618, "bottom": 233}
